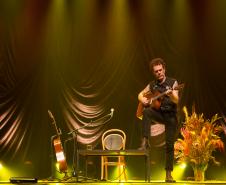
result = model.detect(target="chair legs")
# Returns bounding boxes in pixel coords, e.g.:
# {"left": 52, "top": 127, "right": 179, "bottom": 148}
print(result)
{"left": 101, "top": 156, "right": 127, "bottom": 181}
{"left": 119, "top": 157, "right": 127, "bottom": 181}
{"left": 118, "top": 158, "right": 121, "bottom": 181}
{"left": 101, "top": 156, "right": 104, "bottom": 180}
{"left": 105, "top": 163, "right": 108, "bottom": 180}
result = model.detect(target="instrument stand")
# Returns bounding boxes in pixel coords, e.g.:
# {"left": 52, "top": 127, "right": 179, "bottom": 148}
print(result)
{"left": 72, "top": 130, "right": 79, "bottom": 180}
{"left": 47, "top": 135, "right": 61, "bottom": 181}
{"left": 48, "top": 134, "right": 72, "bottom": 182}
{"left": 58, "top": 109, "right": 114, "bottom": 182}
{"left": 65, "top": 127, "right": 97, "bottom": 182}
{"left": 62, "top": 129, "right": 81, "bottom": 182}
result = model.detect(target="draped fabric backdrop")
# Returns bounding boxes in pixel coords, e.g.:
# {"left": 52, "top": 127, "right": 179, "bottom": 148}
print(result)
{"left": 1, "top": 0, "right": 226, "bottom": 180}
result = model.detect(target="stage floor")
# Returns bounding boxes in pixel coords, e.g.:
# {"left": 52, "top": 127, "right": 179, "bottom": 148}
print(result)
{"left": 1, "top": 180, "right": 226, "bottom": 185}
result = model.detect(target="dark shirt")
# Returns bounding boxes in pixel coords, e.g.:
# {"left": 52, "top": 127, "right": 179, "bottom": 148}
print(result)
{"left": 149, "top": 77, "right": 177, "bottom": 113}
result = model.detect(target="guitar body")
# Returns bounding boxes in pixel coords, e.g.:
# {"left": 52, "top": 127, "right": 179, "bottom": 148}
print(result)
{"left": 136, "top": 83, "right": 184, "bottom": 120}
{"left": 48, "top": 110, "right": 68, "bottom": 174}
{"left": 136, "top": 91, "right": 161, "bottom": 120}
{"left": 150, "top": 91, "right": 162, "bottom": 109}
{"left": 136, "top": 102, "right": 145, "bottom": 120}
{"left": 53, "top": 137, "right": 68, "bottom": 172}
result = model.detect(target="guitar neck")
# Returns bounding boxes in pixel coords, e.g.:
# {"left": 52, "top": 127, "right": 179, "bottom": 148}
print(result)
{"left": 150, "top": 84, "right": 184, "bottom": 102}
{"left": 152, "top": 91, "right": 167, "bottom": 101}
{"left": 52, "top": 120, "right": 61, "bottom": 136}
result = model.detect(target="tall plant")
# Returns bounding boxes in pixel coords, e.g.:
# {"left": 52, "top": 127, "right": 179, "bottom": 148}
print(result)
{"left": 174, "top": 106, "right": 225, "bottom": 181}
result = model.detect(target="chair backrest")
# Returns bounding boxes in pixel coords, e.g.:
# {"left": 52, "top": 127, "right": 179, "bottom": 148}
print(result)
{"left": 102, "top": 129, "right": 126, "bottom": 150}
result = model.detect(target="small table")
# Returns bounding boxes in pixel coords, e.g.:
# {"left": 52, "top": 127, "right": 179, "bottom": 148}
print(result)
{"left": 77, "top": 149, "right": 150, "bottom": 182}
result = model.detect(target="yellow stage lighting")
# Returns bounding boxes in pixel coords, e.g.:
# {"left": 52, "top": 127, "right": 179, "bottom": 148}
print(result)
{"left": 172, "top": 163, "right": 187, "bottom": 180}
{"left": 179, "top": 163, "right": 187, "bottom": 169}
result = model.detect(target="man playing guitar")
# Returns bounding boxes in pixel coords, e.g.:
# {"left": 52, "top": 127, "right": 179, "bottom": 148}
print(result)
{"left": 138, "top": 58, "right": 179, "bottom": 183}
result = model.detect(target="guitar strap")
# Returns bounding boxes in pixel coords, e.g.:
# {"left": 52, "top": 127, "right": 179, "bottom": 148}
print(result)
{"left": 149, "top": 80, "right": 158, "bottom": 92}
{"left": 150, "top": 78, "right": 176, "bottom": 92}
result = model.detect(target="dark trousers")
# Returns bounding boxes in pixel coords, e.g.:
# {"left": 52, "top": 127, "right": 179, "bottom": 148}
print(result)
{"left": 142, "top": 107, "right": 178, "bottom": 171}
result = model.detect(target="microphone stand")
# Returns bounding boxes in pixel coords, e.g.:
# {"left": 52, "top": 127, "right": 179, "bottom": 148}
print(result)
{"left": 65, "top": 109, "right": 114, "bottom": 182}
{"left": 66, "top": 123, "right": 94, "bottom": 182}
{"left": 64, "top": 129, "right": 79, "bottom": 181}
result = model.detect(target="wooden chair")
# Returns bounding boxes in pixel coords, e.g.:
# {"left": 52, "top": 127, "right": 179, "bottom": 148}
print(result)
{"left": 101, "top": 129, "right": 127, "bottom": 181}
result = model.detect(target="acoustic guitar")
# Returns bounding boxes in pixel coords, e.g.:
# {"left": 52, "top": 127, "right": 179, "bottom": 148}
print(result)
{"left": 48, "top": 110, "right": 68, "bottom": 173}
{"left": 136, "top": 84, "right": 184, "bottom": 120}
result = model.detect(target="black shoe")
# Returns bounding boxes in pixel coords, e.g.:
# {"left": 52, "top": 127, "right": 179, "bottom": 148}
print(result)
{"left": 165, "top": 170, "right": 176, "bottom": 183}
{"left": 165, "top": 179, "right": 176, "bottom": 183}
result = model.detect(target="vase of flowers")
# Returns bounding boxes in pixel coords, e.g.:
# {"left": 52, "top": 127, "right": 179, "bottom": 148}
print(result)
{"left": 174, "top": 106, "right": 224, "bottom": 181}
{"left": 192, "top": 163, "right": 207, "bottom": 181}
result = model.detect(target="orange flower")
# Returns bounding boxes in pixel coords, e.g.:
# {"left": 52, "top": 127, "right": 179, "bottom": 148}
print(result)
{"left": 174, "top": 106, "right": 225, "bottom": 168}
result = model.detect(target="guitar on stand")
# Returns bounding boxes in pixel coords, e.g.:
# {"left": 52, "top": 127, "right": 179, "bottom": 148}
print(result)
{"left": 48, "top": 110, "right": 68, "bottom": 180}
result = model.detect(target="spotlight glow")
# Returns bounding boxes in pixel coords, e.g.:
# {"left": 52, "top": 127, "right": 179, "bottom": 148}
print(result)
{"left": 0, "top": 163, "right": 3, "bottom": 170}
{"left": 180, "top": 163, "right": 187, "bottom": 169}
{"left": 0, "top": 163, "right": 11, "bottom": 181}
{"left": 111, "top": 165, "right": 127, "bottom": 182}
{"left": 55, "top": 163, "right": 60, "bottom": 170}
{"left": 172, "top": 163, "right": 187, "bottom": 180}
